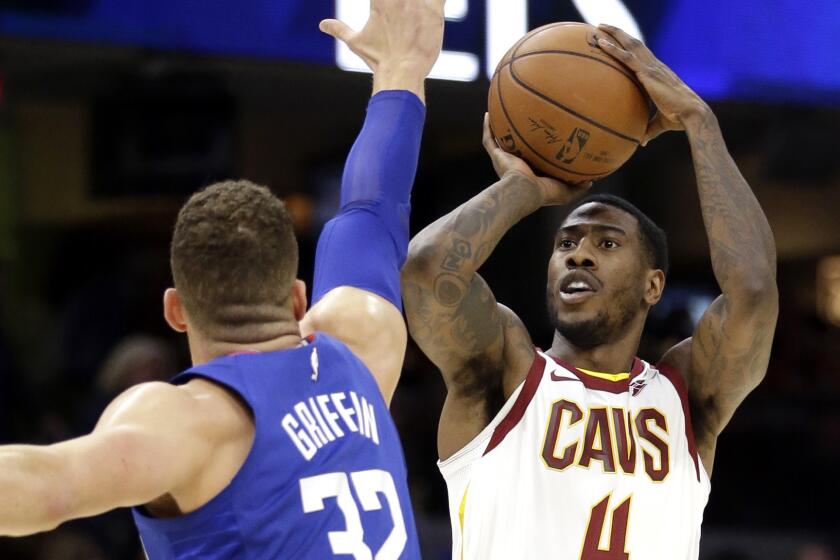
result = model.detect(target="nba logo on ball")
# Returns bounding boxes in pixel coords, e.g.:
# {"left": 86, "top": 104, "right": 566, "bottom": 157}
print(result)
{"left": 556, "top": 128, "right": 590, "bottom": 164}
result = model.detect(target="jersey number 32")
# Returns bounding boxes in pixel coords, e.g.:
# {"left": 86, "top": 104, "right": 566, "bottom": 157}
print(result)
{"left": 300, "top": 469, "right": 407, "bottom": 559}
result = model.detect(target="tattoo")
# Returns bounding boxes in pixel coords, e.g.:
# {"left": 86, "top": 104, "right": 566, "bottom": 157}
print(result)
{"left": 433, "top": 273, "right": 469, "bottom": 307}
{"left": 451, "top": 280, "right": 502, "bottom": 352}
{"left": 690, "top": 297, "right": 776, "bottom": 443}
{"left": 402, "top": 174, "right": 541, "bottom": 421}
{"left": 440, "top": 239, "right": 472, "bottom": 272}
{"left": 683, "top": 113, "right": 779, "bottom": 462}
{"left": 688, "top": 114, "right": 777, "bottom": 285}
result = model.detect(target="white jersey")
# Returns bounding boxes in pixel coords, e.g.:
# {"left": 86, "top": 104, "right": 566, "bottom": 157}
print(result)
{"left": 440, "top": 349, "right": 711, "bottom": 560}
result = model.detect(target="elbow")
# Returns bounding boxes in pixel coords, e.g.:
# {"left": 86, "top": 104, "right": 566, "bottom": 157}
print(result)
{"left": 400, "top": 242, "right": 441, "bottom": 319}
{"left": 402, "top": 240, "right": 439, "bottom": 283}
{"left": 740, "top": 276, "right": 778, "bottom": 307}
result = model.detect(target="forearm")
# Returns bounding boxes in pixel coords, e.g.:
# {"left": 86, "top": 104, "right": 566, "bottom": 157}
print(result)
{"left": 311, "top": 90, "right": 425, "bottom": 309}
{"left": 406, "top": 172, "right": 544, "bottom": 284}
{"left": 0, "top": 446, "right": 67, "bottom": 536}
{"left": 685, "top": 110, "right": 777, "bottom": 295}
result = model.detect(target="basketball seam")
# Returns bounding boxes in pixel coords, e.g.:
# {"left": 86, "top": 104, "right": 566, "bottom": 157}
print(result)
{"left": 507, "top": 60, "right": 641, "bottom": 144}
{"left": 511, "top": 22, "right": 575, "bottom": 59}
{"left": 507, "top": 49, "right": 647, "bottom": 100}
{"left": 507, "top": 22, "right": 641, "bottom": 94}
{"left": 495, "top": 67, "right": 606, "bottom": 178}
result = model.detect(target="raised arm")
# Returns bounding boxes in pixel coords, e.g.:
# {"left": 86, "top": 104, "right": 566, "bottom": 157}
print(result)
{"left": 598, "top": 25, "right": 778, "bottom": 474}
{"left": 403, "top": 118, "right": 589, "bottom": 457}
{"left": 301, "top": 0, "right": 445, "bottom": 404}
{"left": 0, "top": 382, "right": 218, "bottom": 536}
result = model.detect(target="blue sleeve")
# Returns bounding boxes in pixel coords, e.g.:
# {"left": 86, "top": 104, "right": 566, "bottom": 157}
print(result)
{"left": 311, "top": 90, "right": 426, "bottom": 311}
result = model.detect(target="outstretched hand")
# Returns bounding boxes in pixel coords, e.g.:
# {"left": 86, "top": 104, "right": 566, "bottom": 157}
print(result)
{"left": 319, "top": 0, "right": 445, "bottom": 99}
{"left": 595, "top": 23, "right": 711, "bottom": 146}
{"left": 482, "top": 114, "right": 592, "bottom": 206}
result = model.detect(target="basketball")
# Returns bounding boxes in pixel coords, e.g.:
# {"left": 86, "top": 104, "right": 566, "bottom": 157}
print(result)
{"left": 488, "top": 22, "right": 652, "bottom": 184}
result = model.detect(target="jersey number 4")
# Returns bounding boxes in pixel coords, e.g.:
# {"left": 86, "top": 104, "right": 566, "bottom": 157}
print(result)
{"left": 581, "top": 494, "right": 631, "bottom": 560}
{"left": 300, "top": 469, "right": 407, "bottom": 559}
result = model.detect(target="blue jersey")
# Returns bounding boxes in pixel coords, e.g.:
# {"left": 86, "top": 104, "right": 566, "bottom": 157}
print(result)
{"left": 132, "top": 334, "right": 421, "bottom": 559}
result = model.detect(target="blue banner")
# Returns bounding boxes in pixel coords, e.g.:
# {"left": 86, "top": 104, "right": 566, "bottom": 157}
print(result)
{"left": 0, "top": 0, "right": 838, "bottom": 104}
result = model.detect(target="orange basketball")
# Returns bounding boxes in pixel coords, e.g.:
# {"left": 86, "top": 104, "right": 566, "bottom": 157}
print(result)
{"left": 488, "top": 22, "right": 652, "bottom": 184}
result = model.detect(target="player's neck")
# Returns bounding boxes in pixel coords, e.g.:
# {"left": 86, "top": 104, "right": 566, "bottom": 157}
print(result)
{"left": 186, "top": 320, "right": 304, "bottom": 366}
{"left": 549, "top": 324, "right": 644, "bottom": 374}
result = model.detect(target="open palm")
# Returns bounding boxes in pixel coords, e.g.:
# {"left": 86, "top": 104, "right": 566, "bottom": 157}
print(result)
{"left": 320, "top": 0, "right": 445, "bottom": 77}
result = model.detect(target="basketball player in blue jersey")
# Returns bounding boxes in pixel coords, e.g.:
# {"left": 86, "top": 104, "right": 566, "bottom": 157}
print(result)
{"left": 0, "top": 1, "right": 444, "bottom": 557}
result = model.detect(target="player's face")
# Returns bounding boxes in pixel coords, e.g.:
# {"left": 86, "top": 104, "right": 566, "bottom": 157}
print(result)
{"left": 546, "top": 203, "right": 652, "bottom": 349}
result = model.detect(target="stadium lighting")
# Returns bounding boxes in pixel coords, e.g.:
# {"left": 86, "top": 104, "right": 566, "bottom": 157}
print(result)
{"left": 486, "top": 0, "right": 529, "bottom": 79}
{"left": 445, "top": 0, "right": 469, "bottom": 21}
{"left": 334, "top": 0, "right": 643, "bottom": 82}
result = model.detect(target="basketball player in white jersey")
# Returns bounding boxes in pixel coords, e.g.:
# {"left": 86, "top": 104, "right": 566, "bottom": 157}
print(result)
{"left": 401, "top": 24, "right": 778, "bottom": 559}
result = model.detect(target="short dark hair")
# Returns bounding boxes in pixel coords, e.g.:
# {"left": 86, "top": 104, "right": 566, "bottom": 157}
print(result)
{"left": 170, "top": 180, "right": 298, "bottom": 332}
{"left": 561, "top": 194, "right": 669, "bottom": 276}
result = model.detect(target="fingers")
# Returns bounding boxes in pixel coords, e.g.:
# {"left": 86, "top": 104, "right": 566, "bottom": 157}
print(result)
{"left": 595, "top": 35, "right": 640, "bottom": 71}
{"left": 482, "top": 113, "right": 499, "bottom": 154}
{"left": 564, "top": 180, "right": 594, "bottom": 203}
{"left": 641, "top": 115, "right": 682, "bottom": 146}
{"left": 597, "top": 23, "right": 645, "bottom": 52}
{"left": 318, "top": 18, "right": 354, "bottom": 43}
{"left": 567, "top": 180, "right": 594, "bottom": 193}
{"left": 641, "top": 119, "right": 667, "bottom": 147}
{"left": 537, "top": 177, "right": 594, "bottom": 206}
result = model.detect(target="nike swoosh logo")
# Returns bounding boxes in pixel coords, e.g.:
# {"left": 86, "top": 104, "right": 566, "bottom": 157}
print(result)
{"left": 550, "top": 373, "right": 582, "bottom": 383}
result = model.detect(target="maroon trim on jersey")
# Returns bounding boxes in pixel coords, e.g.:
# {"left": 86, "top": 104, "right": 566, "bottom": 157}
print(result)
{"left": 483, "top": 351, "right": 546, "bottom": 456}
{"left": 657, "top": 362, "right": 701, "bottom": 482}
{"left": 547, "top": 354, "right": 645, "bottom": 395}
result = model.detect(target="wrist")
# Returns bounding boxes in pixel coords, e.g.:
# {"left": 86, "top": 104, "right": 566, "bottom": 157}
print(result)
{"left": 373, "top": 61, "right": 428, "bottom": 103}
{"left": 681, "top": 103, "right": 717, "bottom": 135}
{"left": 500, "top": 171, "right": 546, "bottom": 212}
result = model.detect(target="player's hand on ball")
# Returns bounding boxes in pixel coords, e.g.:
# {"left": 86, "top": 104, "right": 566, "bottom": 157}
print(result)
{"left": 595, "top": 23, "right": 711, "bottom": 146}
{"left": 482, "top": 114, "right": 592, "bottom": 206}
{"left": 319, "top": 0, "right": 445, "bottom": 79}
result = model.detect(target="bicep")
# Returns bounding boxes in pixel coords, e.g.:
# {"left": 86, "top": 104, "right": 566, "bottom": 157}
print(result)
{"left": 403, "top": 270, "right": 509, "bottom": 390}
{"left": 301, "top": 287, "right": 407, "bottom": 405}
{"left": 405, "top": 273, "right": 533, "bottom": 459}
{"left": 689, "top": 292, "right": 778, "bottom": 436}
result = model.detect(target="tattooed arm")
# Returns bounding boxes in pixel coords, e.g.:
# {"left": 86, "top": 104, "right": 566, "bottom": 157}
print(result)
{"left": 682, "top": 110, "right": 778, "bottom": 472}
{"left": 599, "top": 25, "right": 778, "bottom": 475}
{"left": 402, "top": 116, "right": 589, "bottom": 458}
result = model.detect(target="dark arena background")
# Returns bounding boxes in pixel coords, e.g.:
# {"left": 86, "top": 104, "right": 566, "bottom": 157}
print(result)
{"left": 0, "top": 0, "right": 839, "bottom": 558}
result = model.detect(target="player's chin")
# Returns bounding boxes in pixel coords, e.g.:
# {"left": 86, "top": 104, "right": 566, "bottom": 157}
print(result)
{"left": 553, "top": 302, "right": 601, "bottom": 325}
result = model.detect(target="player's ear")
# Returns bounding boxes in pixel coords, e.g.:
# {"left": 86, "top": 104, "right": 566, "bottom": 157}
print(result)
{"left": 644, "top": 269, "right": 665, "bottom": 306}
{"left": 163, "top": 288, "right": 189, "bottom": 333}
{"left": 292, "top": 280, "right": 308, "bottom": 321}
